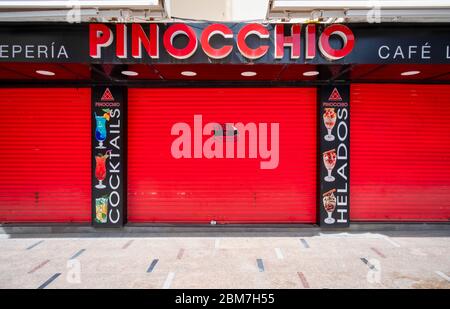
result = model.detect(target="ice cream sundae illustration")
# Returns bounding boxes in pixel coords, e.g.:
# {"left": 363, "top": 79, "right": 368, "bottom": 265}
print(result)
{"left": 323, "top": 189, "right": 337, "bottom": 224}
{"left": 323, "top": 108, "right": 337, "bottom": 141}
{"left": 323, "top": 149, "right": 337, "bottom": 182}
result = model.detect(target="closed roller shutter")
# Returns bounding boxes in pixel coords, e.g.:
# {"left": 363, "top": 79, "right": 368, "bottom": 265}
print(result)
{"left": 128, "top": 88, "right": 317, "bottom": 223}
{"left": 351, "top": 84, "right": 450, "bottom": 221}
{"left": 0, "top": 88, "right": 91, "bottom": 223}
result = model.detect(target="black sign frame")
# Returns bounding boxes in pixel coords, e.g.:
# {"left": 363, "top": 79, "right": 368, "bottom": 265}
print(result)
{"left": 318, "top": 85, "right": 350, "bottom": 227}
{"left": 91, "top": 86, "right": 127, "bottom": 227}
{"left": 0, "top": 22, "right": 449, "bottom": 64}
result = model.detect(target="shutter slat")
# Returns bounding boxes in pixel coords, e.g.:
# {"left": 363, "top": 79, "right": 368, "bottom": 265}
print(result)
{"left": 128, "top": 88, "right": 317, "bottom": 223}
{"left": 0, "top": 88, "right": 91, "bottom": 223}
{"left": 351, "top": 84, "right": 450, "bottom": 221}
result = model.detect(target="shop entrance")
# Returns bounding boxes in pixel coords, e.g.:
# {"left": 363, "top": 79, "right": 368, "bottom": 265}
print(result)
{"left": 0, "top": 88, "right": 91, "bottom": 223}
{"left": 351, "top": 84, "right": 450, "bottom": 221}
{"left": 127, "top": 88, "right": 317, "bottom": 223}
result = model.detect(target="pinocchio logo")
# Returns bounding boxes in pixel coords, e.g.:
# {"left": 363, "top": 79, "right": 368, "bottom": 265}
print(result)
{"left": 101, "top": 88, "right": 114, "bottom": 101}
{"left": 328, "top": 88, "right": 343, "bottom": 101}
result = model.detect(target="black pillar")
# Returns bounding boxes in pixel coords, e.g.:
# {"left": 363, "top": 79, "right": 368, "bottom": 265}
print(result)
{"left": 318, "top": 85, "right": 350, "bottom": 227}
{"left": 91, "top": 86, "right": 127, "bottom": 227}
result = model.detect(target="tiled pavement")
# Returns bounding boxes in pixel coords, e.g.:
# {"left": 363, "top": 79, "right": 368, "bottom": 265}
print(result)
{"left": 0, "top": 230, "right": 449, "bottom": 289}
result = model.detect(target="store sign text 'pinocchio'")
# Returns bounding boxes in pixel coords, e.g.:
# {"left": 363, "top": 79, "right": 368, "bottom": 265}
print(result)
{"left": 89, "top": 23, "right": 355, "bottom": 61}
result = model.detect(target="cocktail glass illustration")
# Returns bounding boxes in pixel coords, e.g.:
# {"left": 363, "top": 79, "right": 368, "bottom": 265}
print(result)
{"left": 323, "top": 149, "right": 337, "bottom": 182}
{"left": 95, "top": 196, "right": 108, "bottom": 224}
{"left": 95, "top": 151, "right": 110, "bottom": 189}
{"left": 323, "top": 108, "right": 337, "bottom": 141}
{"left": 323, "top": 189, "right": 337, "bottom": 224}
{"left": 94, "top": 113, "right": 107, "bottom": 149}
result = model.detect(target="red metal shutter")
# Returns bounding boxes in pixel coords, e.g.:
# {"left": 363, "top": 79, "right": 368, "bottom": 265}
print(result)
{"left": 0, "top": 88, "right": 91, "bottom": 223}
{"left": 351, "top": 84, "right": 450, "bottom": 221}
{"left": 128, "top": 88, "right": 317, "bottom": 223}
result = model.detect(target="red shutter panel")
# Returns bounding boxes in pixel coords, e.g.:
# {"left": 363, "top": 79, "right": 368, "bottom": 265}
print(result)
{"left": 0, "top": 88, "right": 91, "bottom": 223}
{"left": 128, "top": 88, "right": 317, "bottom": 223}
{"left": 351, "top": 84, "right": 450, "bottom": 221}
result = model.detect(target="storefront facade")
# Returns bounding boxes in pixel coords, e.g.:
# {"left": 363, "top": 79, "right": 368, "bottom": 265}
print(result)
{"left": 0, "top": 22, "right": 449, "bottom": 227}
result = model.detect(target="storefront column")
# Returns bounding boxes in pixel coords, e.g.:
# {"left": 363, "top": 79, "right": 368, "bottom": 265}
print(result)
{"left": 91, "top": 86, "right": 127, "bottom": 227}
{"left": 318, "top": 85, "right": 350, "bottom": 227}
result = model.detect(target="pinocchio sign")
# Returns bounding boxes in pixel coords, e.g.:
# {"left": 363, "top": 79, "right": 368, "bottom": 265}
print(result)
{"left": 89, "top": 23, "right": 355, "bottom": 61}
{"left": 1, "top": 22, "right": 450, "bottom": 64}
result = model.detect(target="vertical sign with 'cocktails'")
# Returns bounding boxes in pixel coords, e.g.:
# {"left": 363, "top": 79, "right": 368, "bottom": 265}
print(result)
{"left": 92, "top": 86, "right": 126, "bottom": 227}
{"left": 319, "top": 85, "right": 350, "bottom": 227}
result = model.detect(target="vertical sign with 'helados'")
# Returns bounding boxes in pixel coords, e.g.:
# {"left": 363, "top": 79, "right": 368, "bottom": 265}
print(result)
{"left": 92, "top": 86, "right": 126, "bottom": 227}
{"left": 319, "top": 85, "right": 350, "bottom": 227}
